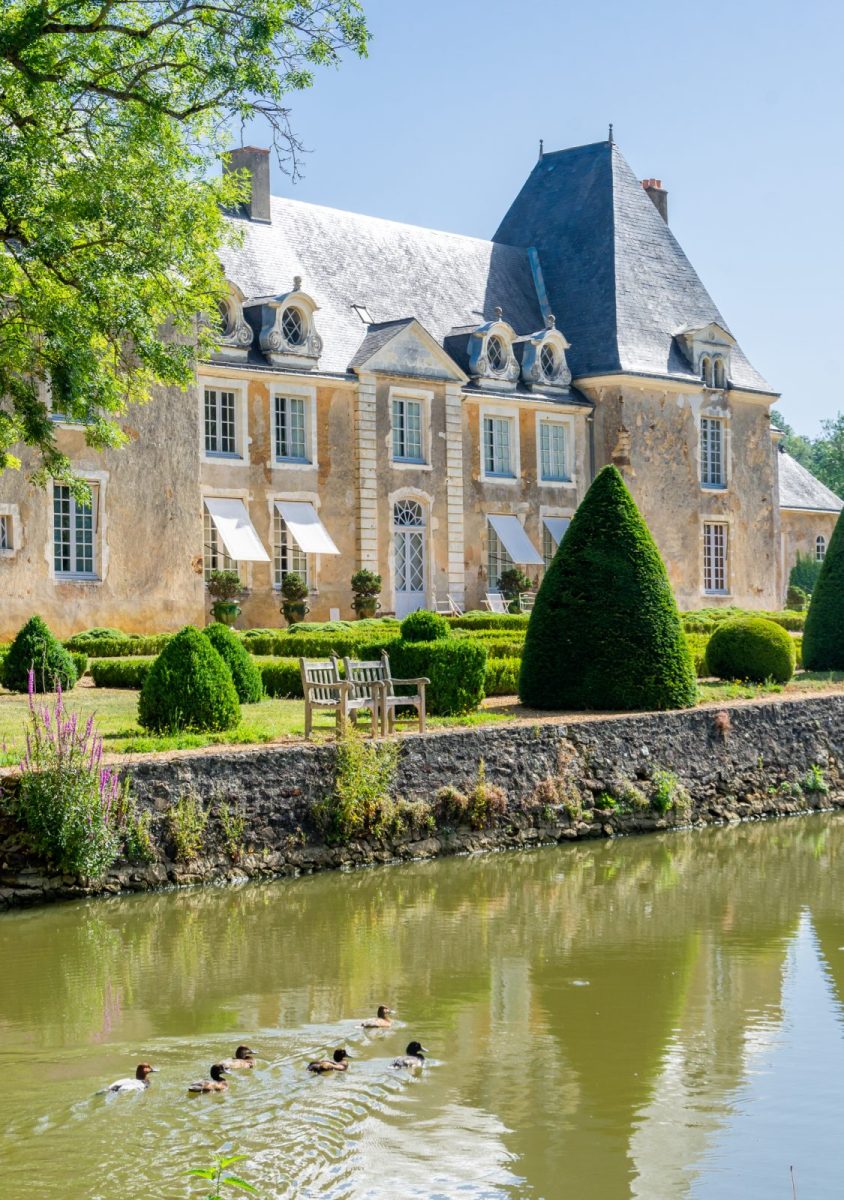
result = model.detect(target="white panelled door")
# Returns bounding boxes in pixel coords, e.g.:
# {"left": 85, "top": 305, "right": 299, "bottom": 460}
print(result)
{"left": 393, "top": 499, "right": 426, "bottom": 618}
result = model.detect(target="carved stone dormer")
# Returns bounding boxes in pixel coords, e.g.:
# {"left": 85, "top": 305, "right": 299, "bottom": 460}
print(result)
{"left": 520, "top": 315, "right": 572, "bottom": 390}
{"left": 674, "top": 321, "right": 735, "bottom": 390}
{"left": 468, "top": 308, "right": 520, "bottom": 390}
{"left": 215, "top": 282, "right": 254, "bottom": 360}
{"left": 253, "top": 278, "right": 323, "bottom": 369}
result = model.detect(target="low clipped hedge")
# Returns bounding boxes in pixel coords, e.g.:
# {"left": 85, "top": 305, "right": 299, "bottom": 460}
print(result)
{"left": 90, "top": 657, "right": 154, "bottom": 689}
{"left": 244, "top": 631, "right": 401, "bottom": 658}
{"left": 384, "top": 639, "right": 487, "bottom": 715}
{"left": 705, "top": 617, "right": 796, "bottom": 684}
{"left": 138, "top": 626, "right": 240, "bottom": 732}
{"left": 259, "top": 658, "right": 303, "bottom": 698}
{"left": 681, "top": 608, "right": 806, "bottom": 635}
{"left": 69, "top": 652, "right": 89, "bottom": 680}
{"left": 484, "top": 656, "right": 520, "bottom": 697}
{"left": 64, "top": 633, "right": 172, "bottom": 658}
{"left": 448, "top": 612, "right": 529, "bottom": 631}
{"left": 401, "top": 610, "right": 450, "bottom": 642}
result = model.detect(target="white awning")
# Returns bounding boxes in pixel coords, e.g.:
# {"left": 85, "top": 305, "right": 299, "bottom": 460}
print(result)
{"left": 487, "top": 514, "right": 543, "bottom": 566}
{"left": 543, "top": 516, "right": 571, "bottom": 545}
{"left": 274, "top": 500, "right": 340, "bottom": 555}
{"left": 204, "top": 498, "right": 270, "bottom": 562}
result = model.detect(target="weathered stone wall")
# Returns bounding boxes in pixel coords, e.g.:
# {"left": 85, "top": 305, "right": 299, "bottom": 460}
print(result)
{"left": 3, "top": 693, "right": 844, "bottom": 908}
{"left": 780, "top": 507, "right": 838, "bottom": 601}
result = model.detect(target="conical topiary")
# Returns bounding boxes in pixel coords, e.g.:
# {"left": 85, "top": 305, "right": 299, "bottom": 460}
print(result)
{"left": 518, "top": 465, "right": 697, "bottom": 711}
{"left": 802, "top": 508, "right": 844, "bottom": 669}
{"left": 202, "top": 622, "right": 264, "bottom": 703}
{"left": 1, "top": 615, "right": 77, "bottom": 693}
{"left": 138, "top": 625, "right": 240, "bottom": 732}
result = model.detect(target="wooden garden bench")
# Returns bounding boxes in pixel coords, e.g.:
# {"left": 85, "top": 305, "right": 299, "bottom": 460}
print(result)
{"left": 343, "top": 650, "right": 429, "bottom": 736}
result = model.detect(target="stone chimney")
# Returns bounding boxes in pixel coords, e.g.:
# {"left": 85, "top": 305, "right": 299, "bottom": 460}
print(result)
{"left": 642, "top": 178, "right": 668, "bottom": 224}
{"left": 224, "top": 147, "right": 271, "bottom": 223}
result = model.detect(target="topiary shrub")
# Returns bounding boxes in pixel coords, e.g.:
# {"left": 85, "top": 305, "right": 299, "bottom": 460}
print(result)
{"left": 202, "top": 622, "right": 263, "bottom": 703}
{"left": 66, "top": 627, "right": 130, "bottom": 644}
{"left": 387, "top": 639, "right": 487, "bottom": 716}
{"left": 90, "top": 657, "right": 154, "bottom": 689}
{"left": 1, "top": 615, "right": 78, "bottom": 693}
{"left": 138, "top": 626, "right": 240, "bottom": 732}
{"left": 70, "top": 652, "right": 89, "bottom": 680}
{"left": 803, "top": 510, "right": 844, "bottom": 669}
{"left": 519, "top": 466, "right": 697, "bottom": 711}
{"left": 790, "top": 551, "right": 823, "bottom": 597}
{"left": 400, "top": 610, "right": 450, "bottom": 643}
{"left": 786, "top": 584, "right": 808, "bottom": 612}
{"left": 705, "top": 617, "right": 796, "bottom": 683}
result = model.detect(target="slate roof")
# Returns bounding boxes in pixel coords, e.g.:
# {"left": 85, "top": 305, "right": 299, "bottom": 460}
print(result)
{"left": 493, "top": 141, "right": 773, "bottom": 393}
{"left": 778, "top": 450, "right": 843, "bottom": 512}
{"left": 220, "top": 197, "right": 544, "bottom": 376}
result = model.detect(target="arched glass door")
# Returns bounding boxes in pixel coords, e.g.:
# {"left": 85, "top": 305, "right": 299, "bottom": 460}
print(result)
{"left": 393, "top": 499, "right": 426, "bottom": 617}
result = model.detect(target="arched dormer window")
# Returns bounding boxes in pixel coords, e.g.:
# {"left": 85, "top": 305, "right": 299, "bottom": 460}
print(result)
{"left": 256, "top": 276, "right": 323, "bottom": 370}
{"left": 816, "top": 534, "right": 827, "bottom": 562}
{"left": 214, "top": 282, "right": 253, "bottom": 360}
{"left": 520, "top": 315, "right": 572, "bottom": 390}
{"left": 467, "top": 309, "right": 520, "bottom": 390}
{"left": 713, "top": 357, "right": 727, "bottom": 389}
{"left": 700, "top": 356, "right": 713, "bottom": 388}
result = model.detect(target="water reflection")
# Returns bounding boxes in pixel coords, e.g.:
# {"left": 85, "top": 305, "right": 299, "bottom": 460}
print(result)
{"left": 1, "top": 816, "right": 844, "bottom": 1198}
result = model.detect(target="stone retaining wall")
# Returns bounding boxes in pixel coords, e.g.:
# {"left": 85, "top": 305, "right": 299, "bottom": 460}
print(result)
{"left": 3, "top": 693, "right": 844, "bottom": 908}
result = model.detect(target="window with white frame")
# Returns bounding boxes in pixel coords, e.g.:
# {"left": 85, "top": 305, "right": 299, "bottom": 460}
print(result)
{"left": 700, "top": 417, "right": 725, "bottom": 488}
{"left": 483, "top": 415, "right": 515, "bottom": 477}
{"left": 542, "top": 525, "right": 557, "bottom": 570}
{"left": 539, "top": 420, "right": 570, "bottom": 482}
{"left": 202, "top": 508, "right": 235, "bottom": 580}
{"left": 392, "top": 396, "right": 424, "bottom": 462}
{"left": 0, "top": 514, "right": 11, "bottom": 552}
{"left": 816, "top": 534, "right": 827, "bottom": 562}
{"left": 487, "top": 523, "right": 514, "bottom": 589}
{"left": 204, "top": 387, "right": 238, "bottom": 456}
{"left": 53, "top": 484, "right": 97, "bottom": 578}
{"left": 273, "top": 510, "right": 309, "bottom": 587}
{"left": 703, "top": 522, "right": 728, "bottom": 594}
{"left": 274, "top": 394, "right": 308, "bottom": 462}
{"left": 700, "top": 357, "right": 713, "bottom": 388}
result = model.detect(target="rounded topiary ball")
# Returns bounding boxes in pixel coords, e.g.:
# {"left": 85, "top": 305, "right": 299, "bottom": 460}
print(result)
{"left": 705, "top": 617, "right": 796, "bottom": 684}
{"left": 138, "top": 625, "right": 240, "bottom": 732}
{"left": 400, "top": 610, "right": 450, "bottom": 643}
{"left": 202, "top": 622, "right": 264, "bottom": 703}
{"left": 1, "top": 615, "right": 77, "bottom": 693}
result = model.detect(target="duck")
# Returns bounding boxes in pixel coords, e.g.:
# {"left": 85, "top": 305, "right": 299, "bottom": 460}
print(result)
{"left": 220, "top": 1045, "right": 256, "bottom": 1070}
{"left": 308, "top": 1048, "right": 352, "bottom": 1074}
{"left": 391, "top": 1041, "right": 428, "bottom": 1069}
{"left": 187, "top": 1064, "right": 228, "bottom": 1093}
{"left": 361, "top": 1005, "right": 393, "bottom": 1029}
{"left": 102, "top": 1063, "right": 158, "bottom": 1094}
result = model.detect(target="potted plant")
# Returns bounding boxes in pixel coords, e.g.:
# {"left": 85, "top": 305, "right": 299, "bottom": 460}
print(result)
{"left": 498, "top": 566, "right": 532, "bottom": 613}
{"left": 280, "top": 571, "right": 310, "bottom": 625}
{"left": 206, "top": 569, "right": 243, "bottom": 627}
{"left": 351, "top": 568, "right": 381, "bottom": 619}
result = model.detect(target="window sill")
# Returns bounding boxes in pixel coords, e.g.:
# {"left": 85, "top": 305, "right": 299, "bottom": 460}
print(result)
{"left": 392, "top": 459, "right": 432, "bottom": 471}
{"left": 700, "top": 483, "right": 727, "bottom": 492}
{"left": 703, "top": 590, "right": 732, "bottom": 597}
{"left": 55, "top": 573, "right": 101, "bottom": 584}
{"left": 273, "top": 457, "right": 314, "bottom": 469}
{"left": 481, "top": 472, "right": 519, "bottom": 484}
{"left": 539, "top": 476, "right": 575, "bottom": 487}
{"left": 204, "top": 452, "right": 245, "bottom": 463}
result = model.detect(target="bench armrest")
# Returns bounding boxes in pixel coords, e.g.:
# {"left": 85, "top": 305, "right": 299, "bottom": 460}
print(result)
{"left": 303, "top": 680, "right": 348, "bottom": 696}
{"left": 389, "top": 676, "right": 430, "bottom": 687}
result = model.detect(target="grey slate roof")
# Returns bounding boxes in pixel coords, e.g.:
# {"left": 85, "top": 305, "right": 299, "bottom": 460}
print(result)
{"left": 778, "top": 450, "right": 843, "bottom": 512}
{"left": 493, "top": 141, "right": 773, "bottom": 393}
{"left": 220, "top": 197, "right": 544, "bottom": 376}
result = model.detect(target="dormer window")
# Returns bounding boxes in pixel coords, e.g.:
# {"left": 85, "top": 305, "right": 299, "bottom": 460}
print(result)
{"left": 540, "top": 344, "right": 558, "bottom": 377}
{"left": 700, "top": 356, "right": 713, "bottom": 388}
{"left": 676, "top": 322, "right": 735, "bottom": 391}
{"left": 214, "top": 282, "right": 253, "bottom": 361}
{"left": 520, "top": 316, "right": 572, "bottom": 390}
{"left": 254, "top": 277, "right": 323, "bottom": 370}
{"left": 467, "top": 309, "right": 520, "bottom": 391}
{"left": 713, "top": 358, "right": 727, "bottom": 389}
{"left": 487, "top": 335, "right": 507, "bottom": 373}
{"left": 281, "top": 305, "right": 305, "bottom": 346}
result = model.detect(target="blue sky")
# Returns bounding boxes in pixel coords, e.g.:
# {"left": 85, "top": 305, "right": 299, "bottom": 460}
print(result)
{"left": 249, "top": 0, "right": 843, "bottom": 435}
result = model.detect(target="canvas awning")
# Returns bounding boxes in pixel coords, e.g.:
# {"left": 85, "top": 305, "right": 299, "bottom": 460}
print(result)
{"left": 543, "top": 516, "right": 571, "bottom": 545}
{"left": 203, "top": 498, "right": 270, "bottom": 562}
{"left": 274, "top": 500, "right": 340, "bottom": 555}
{"left": 487, "top": 514, "right": 543, "bottom": 565}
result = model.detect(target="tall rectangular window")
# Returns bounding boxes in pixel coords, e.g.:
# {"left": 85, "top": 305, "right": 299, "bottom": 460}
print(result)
{"left": 202, "top": 508, "right": 235, "bottom": 580}
{"left": 392, "top": 397, "right": 424, "bottom": 462}
{"left": 274, "top": 395, "right": 308, "bottom": 461}
{"left": 273, "top": 511, "right": 308, "bottom": 587}
{"left": 539, "top": 421, "right": 569, "bottom": 482}
{"left": 0, "top": 514, "right": 10, "bottom": 552}
{"left": 700, "top": 417, "right": 725, "bottom": 487}
{"left": 483, "top": 416, "right": 514, "bottom": 477}
{"left": 487, "top": 524, "right": 514, "bottom": 589}
{"left": 703, "top": 522, "right": 728, "bottom": 594}
{"left": 204, "top": 387, "right": 237, "bottom": 456}
{"left": 53, "top": 485, "right": 96, "bottom": 577}
{"left": 542, "top": 525, "right": 557, "bottom": 570}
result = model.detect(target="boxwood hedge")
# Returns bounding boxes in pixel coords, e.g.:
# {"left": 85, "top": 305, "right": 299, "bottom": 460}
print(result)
{"left": 2, "top": 616, "right": 78, "bottom": 693}
{"left": 705, "top": 616, "right": 796, "bottom": 684}
{"left": 202, "top": 622, "right": 264, "bottom": 703}
{"left": 379, "top": 639, "right": 487, "bottom": 715}
{"left": 803, "top": 510, "right": 844, "bottom": 669}
{"left": 138, "top": 626, "right": 240, "bottom": 732}
{"left": 90, "top": 657, "right": 154, "bottom": 689}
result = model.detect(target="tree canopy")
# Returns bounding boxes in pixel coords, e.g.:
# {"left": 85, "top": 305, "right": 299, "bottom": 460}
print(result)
{"left": 0, "top": 1, "right": 368, "bottom": 488}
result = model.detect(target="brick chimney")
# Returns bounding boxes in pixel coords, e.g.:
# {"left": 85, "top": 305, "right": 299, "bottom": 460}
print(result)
{"left": 642, "top": 178, "right": 668, "bottom": 224}
{"left": 224, "top": 147, "right": 271, "bottom": 223}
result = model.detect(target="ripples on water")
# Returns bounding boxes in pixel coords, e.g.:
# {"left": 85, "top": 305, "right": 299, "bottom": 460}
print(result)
{"left": 3, "top": 816, "right": 844, "bottom": 1199}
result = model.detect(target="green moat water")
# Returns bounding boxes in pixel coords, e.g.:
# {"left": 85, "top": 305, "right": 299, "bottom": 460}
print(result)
{"left": 3, "top": 815, "right": 844, "bottom": 1199}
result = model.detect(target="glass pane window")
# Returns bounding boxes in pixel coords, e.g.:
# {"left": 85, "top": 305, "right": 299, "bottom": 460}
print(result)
{"left": 0, "top": 514, "right": 10, "bottom": 551}
{"left": 542, "top": 525, "right": 557, "bottom": 570}
{"left": 539, "top": 421, "right": 569, "bottom": 481}
{"left": 53, "top": 485, "right": 96, "bottom": 577}
{"left": 392, "top": 397, "right": 424, "bottom": 462}
{"left": 703, "top": 523, "right": 728, "bottom": 594}
{"left": 487, "top": 523, "right": 514, "bottom": 589}
{"left": 483, "top": 416, "right": 514, "bottom": 477}
{"left": 273, "top": 511, "right": 309, "bottom": 587}
{"left": 203, "top": 509, "right": 235, "bottom": 581}
{"left": 540, "top": 343, "right": 558, "bottom": 379}
{"left": 275, "top": 396, "right": 308, "bottom": 461}
{"left": 281, "top": 306, "right": 305, "bottom": 346}
{"left": 816, "top": 535, "right": 827, "bottom": 562}
{"left": 204, "top": 388, "right": 237, "bottom": 456}
{"left": 700, "top": 417, "right": 725, "bottom": 487}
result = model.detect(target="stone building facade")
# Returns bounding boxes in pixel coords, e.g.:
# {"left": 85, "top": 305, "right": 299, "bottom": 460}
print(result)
{"left": 0, "top": 138, "right": 838, "bottom": 638}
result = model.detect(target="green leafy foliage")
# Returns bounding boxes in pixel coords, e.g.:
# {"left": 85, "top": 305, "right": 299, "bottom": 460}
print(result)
{"left": 650, "top": 769, "right": 691, "bottom": 816}
{"left": 315, "top": 730, "right": 399, "bottom": 844}
{"left": 202, "top": 623, "right": 263, "bottom": 703}
{"left": 138, "top": 626, "right": 240, "bottom": 732}
{"left": 803, "top": 510, "right": 844, "bottom": 669}
{"left": 90, "top": 657, "right": 154, "bottom": 689}
{"left": 69, "top": 651, "right": 88, "bottom": 679}
{"left": 185, "top": 1152, "right": 257, "bottom": 1197}
{"left": 1, "top": 615, "right": 77, "bottom": 692}
{"left": 259, "top": 659, "right": 303, "bottom": 699}
{"left": 449, "top": 612, "right": 530, "bottom": 631}
{"left": 168, "top": 791, "right": 208, "bottom": 862}
{"left": 400, "top": 610, "right": 450, "bottom": 642}
{"left": 66, "top": 627, "right": 130, "bottom": 644}
{"left": 786, "top": 584, "right": 809, "bottom": 611}
{"left": 64, "top": 632, "right": 172, "bottom": 657}
{"left": 789, "top": 553, "right": 823, "bottom": 597}
{"left": 484, "top": 656, "right": 521, "bottom": 696}
{"left": 218, "top": 801, "right": 247, "bottom": 861}
{"left": 519, "top": 466, "right": 696, "bottom": 711}
{"left": 386, "top": 639, "right": 487, "bottom": 716}
{"left": 705, "top": 617, "right": 796, "bottom": 684}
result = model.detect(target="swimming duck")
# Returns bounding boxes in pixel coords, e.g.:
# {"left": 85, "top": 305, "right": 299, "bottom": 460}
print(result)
{"left": 308, "top": 1048, "right": 352, "bottom": 1074}
{"left": 391, "top": 1041, "right": 427, "bottom": 1069}
{"left": 220, "top": 1045, "right": 256, "bottom": 1070}
{"left": 361, "top": 1006, "right": 393, "bottom": 1029}
{"left": 187, "top": 1064, "right": 228, "bottom": 1093}
{"left": 102, "top": 1063, "right": 158, "bottom": 1094}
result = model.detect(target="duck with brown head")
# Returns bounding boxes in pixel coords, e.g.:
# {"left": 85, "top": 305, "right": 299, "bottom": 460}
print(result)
{"left": 220, "top": 1045, "right": 256, "bottom": 1070}
{"left": 102, "top": 1063, "right": 159, "bottom": 1094}
{"left": 361, "top": 1005, "right": 393, "bottom": 1029}
{"left": 187, "top": 1064, "right": 228, "bottom": 1093}
{"left": 307, "top": 1048, "right": 352, "bottom": 1074}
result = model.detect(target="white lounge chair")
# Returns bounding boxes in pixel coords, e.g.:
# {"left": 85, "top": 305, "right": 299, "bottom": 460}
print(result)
{"left": 484, "top": 592, "right": 509, "bottom": 615}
